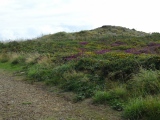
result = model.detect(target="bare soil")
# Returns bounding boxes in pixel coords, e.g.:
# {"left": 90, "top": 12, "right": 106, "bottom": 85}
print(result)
{"left": 0, "top": 70, "right": 122, "bottom": 120}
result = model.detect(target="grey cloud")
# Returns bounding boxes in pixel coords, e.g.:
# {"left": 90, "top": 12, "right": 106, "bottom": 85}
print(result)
{"left": 0, "top": 0, "right": 160, "bottom": 41}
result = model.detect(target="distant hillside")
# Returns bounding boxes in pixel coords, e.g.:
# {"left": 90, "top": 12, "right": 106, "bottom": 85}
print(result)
{"left": 40, "top": 25, "right": 149, "bottom": 41}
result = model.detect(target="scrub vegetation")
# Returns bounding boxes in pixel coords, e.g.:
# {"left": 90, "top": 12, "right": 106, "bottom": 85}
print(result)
{"left": 1, "top": 25, "right": 160, "bottom": 119}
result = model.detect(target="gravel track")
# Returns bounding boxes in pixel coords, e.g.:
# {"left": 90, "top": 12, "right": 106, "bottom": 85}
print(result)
{"left": 0, "top": 70, "right": 121, "bottom": 120}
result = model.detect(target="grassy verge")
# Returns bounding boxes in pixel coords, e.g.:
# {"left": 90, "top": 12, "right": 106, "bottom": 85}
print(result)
{"left": 0, "top": 62, "right": 23, "bottom": 72}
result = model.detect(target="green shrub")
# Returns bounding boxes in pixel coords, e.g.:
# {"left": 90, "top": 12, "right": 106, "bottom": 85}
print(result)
{"left": 123, "top": 96, "right": 160, "bottom": 120}
{"left": 60, "top": 71, "right": 95, "bottom": 101}
{"left": 109, "top": 86, "right": 127, "bottom": 99}
{"left": 45, "top": 63, "right": 75, "bottom": 85}
{"left": 127, "top": 68, "right": 160, "bottom": 96}
{"left": 45, "top": 73, "right": 61, "bottom": 85}
{"left": 0, "top": 53, "right": 10, "bottom": 63}
{"left": 143, "top": 56, "right": 160, "bottom": 70}
{"left": 111, "top": 45, "right": 132, "bottom": 50}
{"left": 11, "top": 56, "right": 26, "bottom": 65}
{"left": 93, "top": 91, "right": 110, "bottom": 104}
{"left": 27, "top": 65, "right": 51, "bottom": 82}
{"left": 52, "top": 63, "right": 74, "bottom": 74}
{"left": 75, "top": 55, "right": 139, "bottom": 81}
{"left": 93, "top": 86, "right": 127, "bottom": 110}
{"left": 93, "top": 90, "right": 124, "bottom": 111}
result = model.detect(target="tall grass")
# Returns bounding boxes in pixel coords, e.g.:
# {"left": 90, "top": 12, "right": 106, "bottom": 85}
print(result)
{"left": 93, "top": 85, "right": 127, "bottom": 110}
{"left": 127, "top": 68, "right": 160, "bottom": 97}
{"left": 123, "top": 96, "right": 160, "bottom": 120}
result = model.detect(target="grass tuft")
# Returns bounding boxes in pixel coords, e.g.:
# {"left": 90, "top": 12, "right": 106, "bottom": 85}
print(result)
{"left": 127, "top": 68, "right": 160, "bottom": 97}
{"left": 123, "top": 96, "right": 160, "bottom": 120}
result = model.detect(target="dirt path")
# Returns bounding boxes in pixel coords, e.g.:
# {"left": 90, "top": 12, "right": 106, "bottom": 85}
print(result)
{"left": 0, "top": 70, "right": 122, "bottom": 120}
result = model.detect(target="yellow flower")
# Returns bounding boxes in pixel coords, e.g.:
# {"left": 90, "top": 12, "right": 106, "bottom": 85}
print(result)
{"left": 85, "top": 52, "right": 95, "bottom": 56}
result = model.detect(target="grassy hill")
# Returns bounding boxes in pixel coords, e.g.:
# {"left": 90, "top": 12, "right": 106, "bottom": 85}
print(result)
{"left": 1, "top": 25, "right": 160, "bottom": 119}
{"left": 39, "top": 25, "right": 148, "bottom": 41}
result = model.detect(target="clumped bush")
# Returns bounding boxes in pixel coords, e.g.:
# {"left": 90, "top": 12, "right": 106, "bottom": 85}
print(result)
{"left": 143, "top": 56, "right": 160, "bottom": 70}
{"left": 60, "top": 71, "right": 97, "bottom": 101}
{"left": 75, "top": 55, "right": 139, "bottom": 81}
{"left": 27, "top": 65, "right": 51, "bottom": 82}
{"left": 44, "top": 63, "right": 76, "bottom": 85}
{"left": 123, "top": 96, "right": 160, "bottom": 120}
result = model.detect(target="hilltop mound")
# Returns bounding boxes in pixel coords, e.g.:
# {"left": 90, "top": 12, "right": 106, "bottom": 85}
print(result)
{"left": 92, "top": 25, "right": 148, "bottom": 37}
{"left": 40, "top": 25, "right": 149, "bottom": 41}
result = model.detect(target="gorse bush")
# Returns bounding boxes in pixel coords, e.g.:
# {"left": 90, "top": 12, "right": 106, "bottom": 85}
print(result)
{"left": 75, "top": 55, "right": 140, "bottom": 81}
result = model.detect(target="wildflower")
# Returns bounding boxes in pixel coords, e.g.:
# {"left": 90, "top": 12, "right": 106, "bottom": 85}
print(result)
{"left": 79, "top": 41, "right": 88, "bottom": 45}
{"left": 95, "top": 49, "right": 110, "bottom": 54}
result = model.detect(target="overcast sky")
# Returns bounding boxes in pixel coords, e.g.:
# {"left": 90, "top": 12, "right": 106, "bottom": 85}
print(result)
{"left": 0, "top": 0, "right": 160, "bottom": 40}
